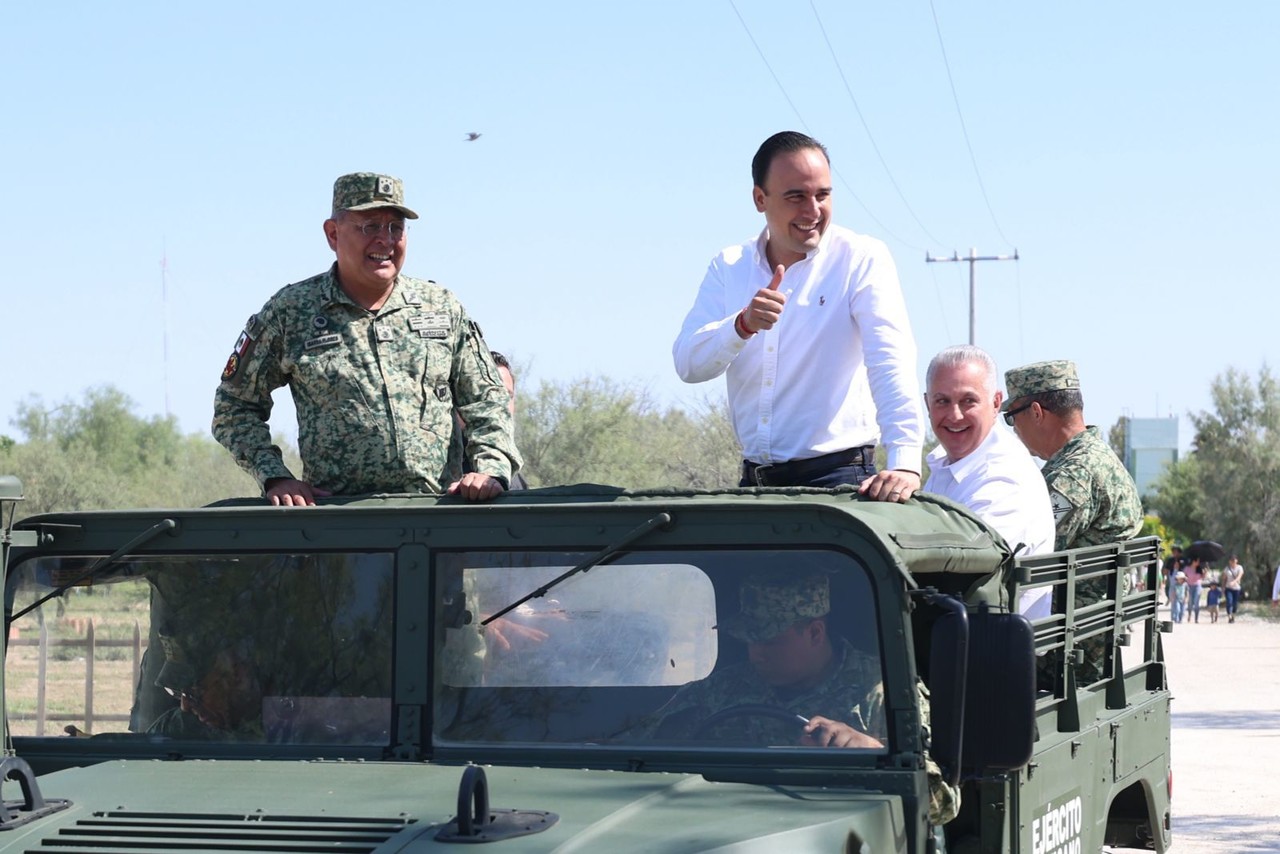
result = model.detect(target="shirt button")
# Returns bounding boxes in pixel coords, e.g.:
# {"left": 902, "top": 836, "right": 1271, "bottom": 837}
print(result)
{"left": 767, "top": 346, "right": 775, "bottom": 353}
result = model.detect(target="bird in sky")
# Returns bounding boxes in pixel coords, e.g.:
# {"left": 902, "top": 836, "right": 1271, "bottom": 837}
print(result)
{"left": 465, "top": 132, "right": 482, "bottom": 141}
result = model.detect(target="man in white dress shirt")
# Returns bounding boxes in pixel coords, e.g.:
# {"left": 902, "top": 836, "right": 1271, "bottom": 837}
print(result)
{"left": 673, "top": 131, "right": 923, "bottom": 502}
{"left": 923, "top": 345, "right": 1055, "bottom": 616}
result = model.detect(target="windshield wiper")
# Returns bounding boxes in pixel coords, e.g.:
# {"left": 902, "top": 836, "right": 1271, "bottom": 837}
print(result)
{"left": 482, "top": 512, "right": 673, "bottom": 626}
{"left": 10, "top": 519, "right": 178, "bottom": 622}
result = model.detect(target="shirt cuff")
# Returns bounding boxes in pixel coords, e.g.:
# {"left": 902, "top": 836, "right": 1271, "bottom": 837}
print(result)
{"left": 884, "top": 446, "right": 923, "bottom": 475}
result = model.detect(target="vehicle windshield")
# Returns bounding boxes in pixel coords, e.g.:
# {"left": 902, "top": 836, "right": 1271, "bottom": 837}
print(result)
{"left": 5, "top": 552, "right": 393, "bottom": 745}
{"left": 5, "top": 545, "right": 886, "bottom": 756}
{"left": 433, "top": 548, "right": 887, "bottom": 753}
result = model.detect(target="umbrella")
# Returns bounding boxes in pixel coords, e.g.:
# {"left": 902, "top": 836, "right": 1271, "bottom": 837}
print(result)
{"left": 1185, "top": 540, "right": 1226, "bottom": 562}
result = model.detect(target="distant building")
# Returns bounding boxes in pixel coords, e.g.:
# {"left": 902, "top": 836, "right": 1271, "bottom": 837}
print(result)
{"left": 1120, "top": 416, "right": 1178, "bottom": 497}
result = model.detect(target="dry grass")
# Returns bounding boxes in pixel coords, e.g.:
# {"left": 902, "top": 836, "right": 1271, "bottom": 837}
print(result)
{"left": 6, "top": 580, "right": 151, "bottom": 736}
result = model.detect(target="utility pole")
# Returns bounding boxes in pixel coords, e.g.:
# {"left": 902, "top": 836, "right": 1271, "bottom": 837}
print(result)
{"left": 925, "top": 247, "right": 1019, "bottom": 345}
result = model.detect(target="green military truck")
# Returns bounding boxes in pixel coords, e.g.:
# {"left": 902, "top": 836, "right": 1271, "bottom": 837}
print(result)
{"left": 0, "top": 476, "right": 1170, "bottom": 852}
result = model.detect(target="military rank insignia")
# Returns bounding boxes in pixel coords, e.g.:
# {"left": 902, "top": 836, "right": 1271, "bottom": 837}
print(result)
{"left": 408, "top": 312, "right": 450, "bottom": 339}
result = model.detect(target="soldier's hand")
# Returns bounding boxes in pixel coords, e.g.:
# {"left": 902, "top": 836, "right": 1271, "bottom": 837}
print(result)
{"left": 858, "top": 469, "right": 920, "bottom": 503}
{"left": 447, "top": 472, "right": 506, "bottom": 502}
{"left": 801, "top": 715, "right": 883, "bottom": 748}
{"left": 265, "top": 478, "right": 331, "bottom": 507}
{"left": 738, "top": 265, "right": 787, "bottom": 336}
{"left": 485, "top": 616, "right": 551, "bottom": 653}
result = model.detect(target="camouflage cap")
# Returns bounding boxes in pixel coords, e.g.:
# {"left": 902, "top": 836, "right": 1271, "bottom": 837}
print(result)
{"left": 153, "top": 632, "right": 196, "bottom": 692}
{"left": 331, "top": 172, "right": 419, "bottom": 219}
{"left": 720, "top": 570, "right": 830, "bottom": 643}
{"left": 1002, "top": 359, "right": 1080, "bottom": 411}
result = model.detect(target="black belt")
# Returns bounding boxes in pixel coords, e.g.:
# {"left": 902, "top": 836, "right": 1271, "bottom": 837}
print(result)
{"left": 741, "top": 446, "right": 874, "bottom": 487}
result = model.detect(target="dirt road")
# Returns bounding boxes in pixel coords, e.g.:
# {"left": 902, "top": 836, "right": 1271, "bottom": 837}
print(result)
{"left": 1160, "top": 603, "right": 1280, "bottom": 853}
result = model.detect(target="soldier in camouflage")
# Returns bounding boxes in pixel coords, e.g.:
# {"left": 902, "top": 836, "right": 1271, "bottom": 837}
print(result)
{"left": 1003, "top": 360, "right": 1142, "bottom": 688}
{"left": 647, "top": 570, "right": 960, "bottom": 824}
{"left": 213, "top": 172, "right": 521, "bottom": 504}
{"left": 1002, "top": 360, "right": 1142, "bottom": 549}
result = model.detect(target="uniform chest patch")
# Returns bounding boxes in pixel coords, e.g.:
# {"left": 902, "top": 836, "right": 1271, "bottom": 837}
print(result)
{"left": 408, "top": 312, "right": 450, "bottom": 339}
{"left": 1049, "top": 490, "right": 1075, "bottom": 522}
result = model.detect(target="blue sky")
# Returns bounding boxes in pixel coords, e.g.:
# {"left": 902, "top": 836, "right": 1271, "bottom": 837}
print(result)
{"left": 3, "top": 2, "right": 1276, "bottom": 456}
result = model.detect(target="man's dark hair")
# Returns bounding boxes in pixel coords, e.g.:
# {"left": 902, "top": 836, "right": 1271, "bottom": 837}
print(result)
{"left": 489, "top": 351, "right": 511, "bottom": 370}
{"left": 751, "top": 131, "right": 830, "bottom": 189}
{"left": 1029, "top": 388, "right": 1083, "bottom": 417}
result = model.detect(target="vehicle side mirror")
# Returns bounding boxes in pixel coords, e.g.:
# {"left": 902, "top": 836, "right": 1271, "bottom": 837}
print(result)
{"left": 927, "top": 602, "right": 1035, "bottom": 785}
{"left": 961, "top": 608, "right": 1035, "bottom": 773}
{"left": 925, "top": 594, "right": 968, "bottom": 787}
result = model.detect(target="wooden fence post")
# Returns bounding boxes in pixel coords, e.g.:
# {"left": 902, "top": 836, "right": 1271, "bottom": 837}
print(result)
{"left": 36, "top": 621, "right": 48, "bottom": 737}
{"left": 84, "top": 621, "right": 95, "bottom": 736}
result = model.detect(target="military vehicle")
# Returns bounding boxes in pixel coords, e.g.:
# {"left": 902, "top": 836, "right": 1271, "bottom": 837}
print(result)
{"left": 0, "top": 475, "right": 1170, "bottom": 852}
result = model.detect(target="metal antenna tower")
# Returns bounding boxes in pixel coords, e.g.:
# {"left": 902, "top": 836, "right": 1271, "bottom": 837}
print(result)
{"left": 160, "top": 248, "right": 171, "bottom": 419}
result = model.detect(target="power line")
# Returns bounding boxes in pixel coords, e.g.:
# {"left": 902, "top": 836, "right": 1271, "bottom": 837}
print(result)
{"left": 728, "top": 0, "right": 925, "bottom": 253}
{"left": 809, "top": 0, "right": 947, "bottom": 249}
{"left": 927, "top": 0, "right": 1015, "bottom": 249}
{"left": 925, "top": 248, "right": 1019, "bottom": 345}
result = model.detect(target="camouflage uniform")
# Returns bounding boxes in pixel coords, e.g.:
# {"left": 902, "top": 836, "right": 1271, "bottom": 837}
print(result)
{"left": 1005, "top": 361, "right": 1142, "bottom": 688}
{"left": 212, "top": 173, "right": 520, "bottom": 495}
{"left": 648, "top": 570, "right": 959, "bottom": 825}
{"left": 1040, "top": 426, "right": 1142, "bottom": 550}
{"left": 1003, "top": 360, "right": 1142, "bottom": 550}
{"left": 653, "top": 636, "right": 885, "bottom": 744}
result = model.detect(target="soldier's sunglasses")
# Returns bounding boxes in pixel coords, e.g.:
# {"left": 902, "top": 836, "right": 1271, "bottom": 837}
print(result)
{"left": 1003, "top": 401, "right": 1034, "bottom": 426}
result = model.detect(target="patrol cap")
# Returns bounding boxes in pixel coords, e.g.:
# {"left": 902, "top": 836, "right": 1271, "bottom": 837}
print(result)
{"left": 720, "top": 570, "right": 830, "bottom": 643}
{"left": 331, "top": 172, "right": 419, "bottom": 219}
{"left": 153, "top": 632, "right": 197, "bottom": 692}
{"left": 1002, "top": 359, "right": 1080, "bottom": 411}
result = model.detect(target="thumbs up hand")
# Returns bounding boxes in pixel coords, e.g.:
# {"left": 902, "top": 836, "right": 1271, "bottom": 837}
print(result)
{"left": 736, "top": 265, "right": 787, "bottom": 337}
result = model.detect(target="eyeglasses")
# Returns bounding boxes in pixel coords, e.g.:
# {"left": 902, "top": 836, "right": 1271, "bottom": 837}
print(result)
{"left": 1003, "top": 401, "right": 1034, "bottom": 426}
{"left": 351, "top": 221, "right": 407, "bottom": 240}
{"left": 162, "top": 684, "right": 201, "bottom": 706}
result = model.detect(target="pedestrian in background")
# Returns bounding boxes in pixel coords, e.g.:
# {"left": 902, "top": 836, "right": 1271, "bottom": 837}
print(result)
{"left": 1184, "top": 557, "right": 1204, "bottom": 623}
{"left": 1163, "top": 545, "right": 1184, "bottom": 608}
{"left": 1171, "top": 572, "right": 1189, "bottom": 623}
{"left": 1206, "top": 581, "right": 1222, "bottom": 623}
{"left": 1221, "top": 556, "right": 1245, "bottom": 623}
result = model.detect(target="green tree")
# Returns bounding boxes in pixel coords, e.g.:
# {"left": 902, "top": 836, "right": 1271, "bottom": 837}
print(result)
{"left": 515, "top": 377, "right": 741, "bottom": 489}
{"left": 1148, "top": 454, "right": 1203, "bottom": 545}
{"left": 653, "top": 397, "right": 741, "bottom": 489}
{"left": 1, "top": 387, "right": 263, "bottom": 519}
{"left": 1151, "top": 365, "right": 1279, "bottom": 597}
{"left": 1108, "top": 418, "right": 1127, "bottom": 459}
